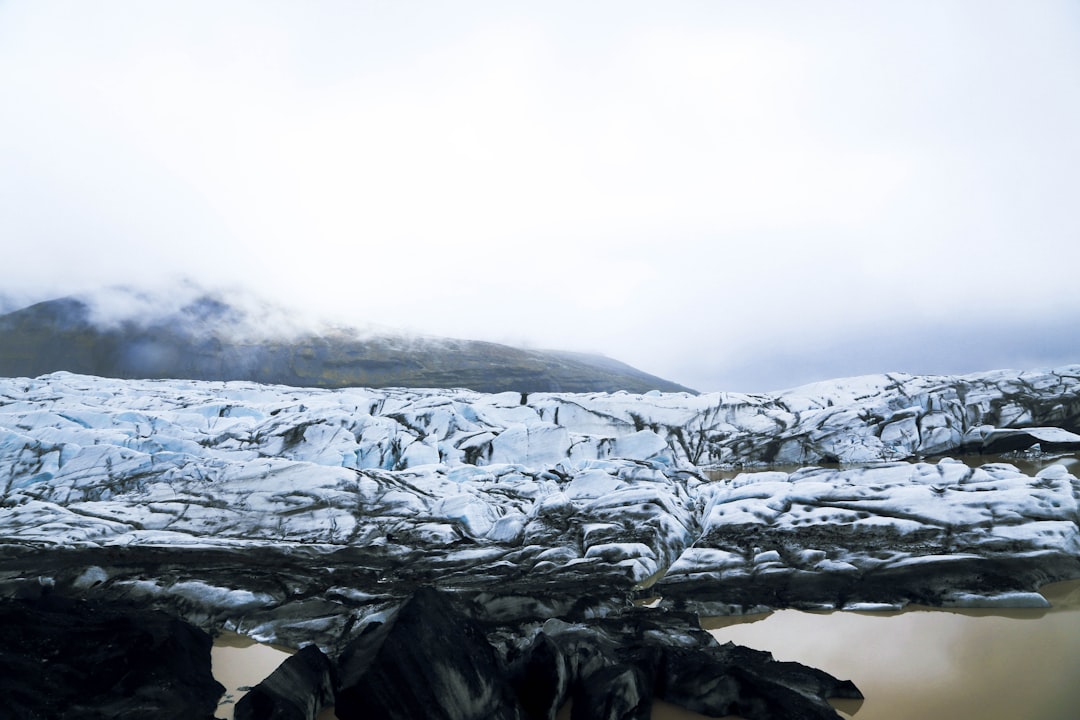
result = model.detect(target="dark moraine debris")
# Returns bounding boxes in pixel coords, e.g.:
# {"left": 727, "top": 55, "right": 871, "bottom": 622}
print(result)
{"left": 334, "top": 586, "right": 525, "bottom": 720}
{"left": 235, "top": 644, "right": 336, "bottom": 720}
{"left": 502, "top": 607, "right": 861, "bottom": 720}
{"left": 329, "top": 588, "right": 860, "bottom": 720}
{"left": 658, "top": 643, "right": 862, "bottom": 720}
{"left": 571, "top": 662, "right": 652, "bottom": 720}
{"left": 0, "top": 596, "right": 223, "bottom": 720}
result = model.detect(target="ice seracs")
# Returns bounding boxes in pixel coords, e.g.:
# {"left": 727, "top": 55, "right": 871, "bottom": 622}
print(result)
{"left": 0, "top": 366, "right": 1078, "bottom": 624}
{"left": 2, "top": 366, "right": 1078, "bottom": 718}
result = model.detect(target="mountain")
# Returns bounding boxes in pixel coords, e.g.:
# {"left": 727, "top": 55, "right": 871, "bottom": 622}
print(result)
{"left": 0, "top": 291, "right": 694, "bottom": 393}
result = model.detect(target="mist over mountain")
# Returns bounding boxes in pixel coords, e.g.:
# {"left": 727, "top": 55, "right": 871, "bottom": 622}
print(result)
{"left": 0, "top": 287, "right": 694, "bottom": 394}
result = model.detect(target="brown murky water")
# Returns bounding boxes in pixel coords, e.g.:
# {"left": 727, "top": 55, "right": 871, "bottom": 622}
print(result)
{"left": 703, "top": 579, "right": 1080, "bottom": 720}
{"left": 211, "top": 633, "right": 295, "bottom": 720}
{"left": 213, "top": 581, "right": 1080, "bottom": 719}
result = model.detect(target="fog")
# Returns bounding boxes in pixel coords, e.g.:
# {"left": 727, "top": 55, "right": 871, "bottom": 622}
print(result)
{"left": 2, "top": 1, "right": 1078, "bottom": 392}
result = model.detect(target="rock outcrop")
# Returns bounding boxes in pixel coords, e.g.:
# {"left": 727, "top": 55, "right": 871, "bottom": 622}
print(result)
{"left": 0, "top": 596, "right": 224, "bottom": 720}
{"left": 335, "top": 587, "right": 525, "bottom": 720}
{"left": 235, "top": 645, "right": 336, "bottom": 720}
{"left": 499, "top": 606, "right": 861, "bottom": 720}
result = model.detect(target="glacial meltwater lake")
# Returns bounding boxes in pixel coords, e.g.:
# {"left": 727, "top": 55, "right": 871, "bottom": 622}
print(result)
{"left": 213, "top": 578, "right": 1080, "bottom": 719}
{"left": 700, "top": 578, "right": 1080, "bottom": 720}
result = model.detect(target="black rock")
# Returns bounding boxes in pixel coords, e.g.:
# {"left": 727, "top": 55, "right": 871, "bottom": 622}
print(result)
{"left": 235, "top": 645, "right": 336, "bottom": 720}
{"left": 502, "top": 608, "right": 860, "bottom": 720}
{"left": 658, "top": 642, "right": 862, "bottom": 720}
{"left": 334, "top": 586, "right": 525, "bottom": 720}
{"left": 571, "top": 663, "right": 652, "bottom": 720}
{"left": 509, "top": 633, "right": 570, "bottom": 720}
{"left": 0, "top": 596, "right": 223, "bottom": 720}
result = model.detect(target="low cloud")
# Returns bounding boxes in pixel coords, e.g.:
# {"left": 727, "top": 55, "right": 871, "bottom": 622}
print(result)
{"left": 1, "top": 2, "right": 1077, "bottom": 393}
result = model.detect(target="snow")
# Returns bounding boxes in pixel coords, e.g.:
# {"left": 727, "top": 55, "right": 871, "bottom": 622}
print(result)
{"left": 72, "top": 565, "right": 109, "bottom": 589}
{"left": 612, "top": 430, "right": 671, "bottom": 462}
{"left": 944, "top": 592, "right": 1051, "bottom": 608}
{"left": 170, "top": 581, "right": 278, "bottom": 611}
{"left": 488, "top": 423, "right": 571, "bottom": 467}
{"left": 564, "top": 470, "right": 626, "bottom": 500}
{"left": 435, "top": 494, "right": 497, "bottom": 537}
{"left": 1, "top": 368, "right": 1080, "bottom": 612}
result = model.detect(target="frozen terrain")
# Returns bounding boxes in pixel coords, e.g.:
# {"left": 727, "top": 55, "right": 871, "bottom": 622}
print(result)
{"left": 2, "top": 367, "right": 1079, "bottom": 621}
{"left": 1, "top": 367, "right": 1079, "bottom": 718}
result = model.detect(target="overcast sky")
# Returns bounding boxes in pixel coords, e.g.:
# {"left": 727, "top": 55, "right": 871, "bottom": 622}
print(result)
{"left": 2, "top": 1, "right": 1079, "bottom": 392}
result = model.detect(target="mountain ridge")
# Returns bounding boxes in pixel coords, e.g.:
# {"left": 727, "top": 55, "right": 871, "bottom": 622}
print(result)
{"left": 0, "top": 291, "right": 695, "bottom": 394}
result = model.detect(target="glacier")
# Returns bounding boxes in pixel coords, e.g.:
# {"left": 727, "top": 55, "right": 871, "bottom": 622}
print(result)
{"left": 2, "top": 366, "right": 1079, "bottom": 617}
{"left": 2, "top": 366, "right": 1079, "bottom": 718}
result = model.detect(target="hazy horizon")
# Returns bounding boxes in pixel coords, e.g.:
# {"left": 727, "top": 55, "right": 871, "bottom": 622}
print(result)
{"left": 2, "top": 1, "right": 1078, "bottom": 392}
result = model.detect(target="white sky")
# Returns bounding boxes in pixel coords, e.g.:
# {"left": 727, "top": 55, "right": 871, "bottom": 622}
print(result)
{"left": 2, "top": 1, "right": 1079, "bottom": 392}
